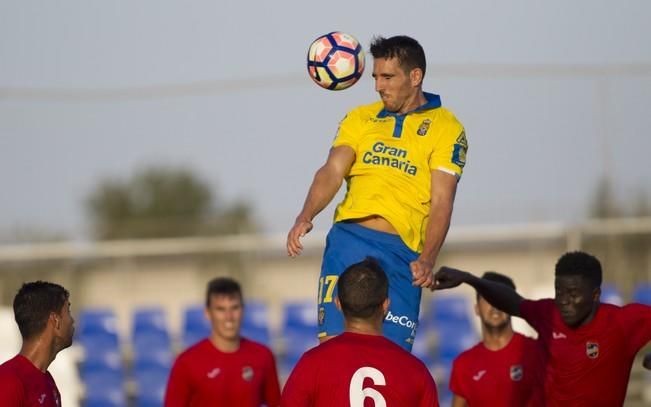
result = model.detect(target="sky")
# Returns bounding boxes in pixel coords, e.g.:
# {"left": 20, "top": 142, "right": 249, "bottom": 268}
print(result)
{"left": 1, "top": 0, "right": 650, "bottom": 241}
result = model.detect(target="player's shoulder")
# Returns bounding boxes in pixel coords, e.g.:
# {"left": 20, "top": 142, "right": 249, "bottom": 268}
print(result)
{"left": 347, "top": 100, "right": 385, "bottom": 119}
{"left": 378, "top": 337, "right": 432, "bottom": 372}
{"left": 0, "top": 355, "right": 26, "bottom": 374}
{"left": 240, "top": 338, "right": 275, "bottom": 357}
{"left": 512, "top": 332, "right": 541, "bottom": 351}
{"left": 0, "top": 358, "right": 23, "bottom": 388}
{"left": 607, "top": 302, "right": 650, "bottom": 322}
{"left": 453, "top": 341, "right": 483, "bottom": 364}
{"left": 175, "top": 338, "right": 210, "bottom": 360}
{"left": 430, "top": 105, "right": 462, "bottom": 124}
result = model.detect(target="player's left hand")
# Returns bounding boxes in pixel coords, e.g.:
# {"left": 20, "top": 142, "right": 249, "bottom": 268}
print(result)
{"left": 410, "top": 258, "right": 434, "bottom": 288}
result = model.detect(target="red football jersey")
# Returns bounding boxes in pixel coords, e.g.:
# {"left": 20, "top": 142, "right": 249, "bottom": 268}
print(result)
{"left": 165, "top": 338, "right": 280, "bottom": 407}
{"left": 281, "top": 332, "right": 439, "bottom": 407}
{"left": 520, "top": 299, "right": 651, "bottom": 407}
{"left": 0, "top": 355, "right": 62, "bottom": 407}
{"left": 449, "top": 332, "right": 545, "bottom": 406}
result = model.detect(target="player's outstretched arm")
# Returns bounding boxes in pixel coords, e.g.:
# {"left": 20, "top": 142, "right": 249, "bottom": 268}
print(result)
{"left": 432, "top": 266, "right": 524, "bottom": 317}
{"left": 411, "top": 170, "right": 457, "bottom": 288}
{"left": 286, "top": 145, "right": 355, "bottom": 257}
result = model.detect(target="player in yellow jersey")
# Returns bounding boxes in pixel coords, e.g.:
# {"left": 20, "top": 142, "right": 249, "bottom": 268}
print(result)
{"left": 287, "top": 35, "right": 467, "bottom": 351}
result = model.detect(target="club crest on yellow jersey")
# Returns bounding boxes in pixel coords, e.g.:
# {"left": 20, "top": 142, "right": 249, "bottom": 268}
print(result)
{"left": 417, "top": 119, "right": 431, "bottom": 136}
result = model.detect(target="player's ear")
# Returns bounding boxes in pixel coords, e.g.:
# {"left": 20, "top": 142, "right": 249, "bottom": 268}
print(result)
{"left": 409, "top": 68, "right": 423, "bottom": 87}
{"left": 382, "top": 298, "right": 390, "bottom": 316}
{"left": 593, "top": 286, "right": 601, "bottom": 303}
{"left": 49, "top": 312, "right": 60, "bottom": 329}
{"left": 334, "top": 296, "right": 342, "bottom": 312}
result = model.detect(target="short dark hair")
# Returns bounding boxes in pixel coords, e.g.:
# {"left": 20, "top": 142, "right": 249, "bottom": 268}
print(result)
{"left": 337, "top": 257, "right": 388, "bottom": 319}
{"left": 477, "top": 271, "right": 516, "bottom": 301}
{"left": 205, "top": 277, "right": 242, "bottom": 306}
{"left": 370, "top": 35, "right": 426, "bottom": 76}
{"left": 555, "top": 251, "right": 602, "bottom": 289}
{"left": 13, "top": 281, "right": 69, "bottom": 340}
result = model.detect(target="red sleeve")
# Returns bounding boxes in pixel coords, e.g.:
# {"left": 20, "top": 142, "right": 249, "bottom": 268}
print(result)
{"left": 262, "top": 349, "right": 281, "bottom": 407}
{"left": 449, "top": 354, "right": 467, "bottom": 399}
{"left": 0, "top": 373, "right": 24, "bottom": 406}
{"left": 164, "top": 356, "right": 191, "bottom": 407}
{"left": 519, "top": 299, "right": 555, "bottom": 337}
{"left": 418, "top": 364, "right": 439, "bottom": 407}
{"left": 620, "top": 304, "right": 651, "bottom": 354}
{"left": 280, "top": 354, "right": 313, "bottom": 407}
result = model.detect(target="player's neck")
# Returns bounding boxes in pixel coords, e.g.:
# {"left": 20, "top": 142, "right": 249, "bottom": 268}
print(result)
{"left": 481, "top": 325, "right": 514, "bottom": 351}
{"left": 398, "top": 90, "right": 427, "bottom": 115}
{"left": 344, "top": 319, "right": 383, "bottom": 336}
{"left": 19, "top": 337, "right": 56, "bottom": 372}
{"left": 210, "top": 333, "right": 241, "bottom": 353}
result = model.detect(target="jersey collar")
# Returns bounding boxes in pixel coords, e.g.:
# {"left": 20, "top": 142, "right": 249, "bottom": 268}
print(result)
{"left": 376, "top": 92, "right": 442, "bottom": 118}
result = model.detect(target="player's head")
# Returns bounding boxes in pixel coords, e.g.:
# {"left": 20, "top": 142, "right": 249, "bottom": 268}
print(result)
{"left": 475, "top": 272, "right": 515, "bottom": 332}
{"left": 336, "top": 257, "right": 389, "bottom": 321}
{"left": 13, "top": 281, "right": 74, "bottom": 350}
{"left": 205, "top": 277, "right": 243, "bottom": 341}
{"left": 370, "top": 35, "right": 426, "bottom": 113}
{"left": 370, "top": 35, "right": 426, "bottom": 77}
{"left": 554, "top": 251, "right": 602, "bottom": 328}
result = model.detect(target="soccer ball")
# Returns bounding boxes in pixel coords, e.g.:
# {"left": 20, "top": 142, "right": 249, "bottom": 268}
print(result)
{"left": 306, "top": 32, "right": 365, "bottom": 91}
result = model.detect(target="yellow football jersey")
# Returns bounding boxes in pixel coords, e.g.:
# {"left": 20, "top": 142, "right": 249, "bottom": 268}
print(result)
{"left": 332, "top": 93, "right": 467, "bottom": 252}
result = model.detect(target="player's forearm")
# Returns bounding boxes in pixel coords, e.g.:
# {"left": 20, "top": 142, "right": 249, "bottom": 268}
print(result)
{"left": 296, "top": 166, "right": 343, "bottom": 222}
{"left": 465, "top": 273, "right": 523, "bottom": 316}
{"left": 419, "top": 193, "right": 453, "bottom": 264}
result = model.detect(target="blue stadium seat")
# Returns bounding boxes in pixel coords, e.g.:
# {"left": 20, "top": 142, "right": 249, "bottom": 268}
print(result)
{"left": 281, "top": 301, "right": 318, "bottom": 372}
{"left": 182, "top": 305, "right": 210, "bottom": 349}
{"left": 241, "top": 300, "right": 272, "bottom": 347}
{"left": 77, "top": 309, "right": 121, "bottom": 365}
{"left": 428, "top": 295, "right": 474, "bottom": 325}
{"left": 600, "top": 284, "right": 623, "bottom": 305}
{"left": 426, "top": 294, "right": 477, "bottom": 365}
{"left": 435, "top": 321, "right": 477, "bottom": 361}
{"left": 430, "top": 355, "right": 455, "bottom": 386}
{"left": 633, "top": 283, "right": 651, "bottom": 305}
{"left": 438, "top": 385, "right": 454, "bottom": 407}
{"left": 412, "top": 321, "right": 435, "bottom": 367}
{"left": 132, "top": 307, "right": 172, "bottom": 366}
{"left": 134, "top": 359, "right": 170, "bottom": 407}
{"left": 81, "top": 360, "right": 126, "bottom": 407}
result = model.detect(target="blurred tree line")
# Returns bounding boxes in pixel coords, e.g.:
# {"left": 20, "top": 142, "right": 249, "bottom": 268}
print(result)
{"left": 586, "top": 176, "right": 651, "bottom": 299}
{"left": 86, "top": 166, "right": 256, "bottom": 240}
{"left": 589, "top": 177, "right": 651, "bottom": 219}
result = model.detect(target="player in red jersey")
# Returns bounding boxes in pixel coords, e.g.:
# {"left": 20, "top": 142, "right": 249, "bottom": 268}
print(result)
{"left": 433, "top": 251, "right": 651, "bottom": 407}
{"left": 165, "top": 277, "right": 280, "bottom": 407}
{"left": 449, "top": 272, "right": 545, "bottom": 407}
{"left": 0, "top": 281, "right": 74, "bottom": 407}
{"left": 281, "top": 257, "right": 439, "bottom": 406}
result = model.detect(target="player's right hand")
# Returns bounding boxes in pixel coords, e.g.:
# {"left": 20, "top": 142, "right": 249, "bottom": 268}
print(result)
{"left": 287, "top": 219, "right": 313, "bottom": 257}
{"left": 431, "top": 266, "right": 468, "bottom": 291}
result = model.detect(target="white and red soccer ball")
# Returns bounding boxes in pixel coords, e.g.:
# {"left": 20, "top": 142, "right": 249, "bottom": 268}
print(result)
{"left": 307, "top": 32, "right": 365, "bottom": 91}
